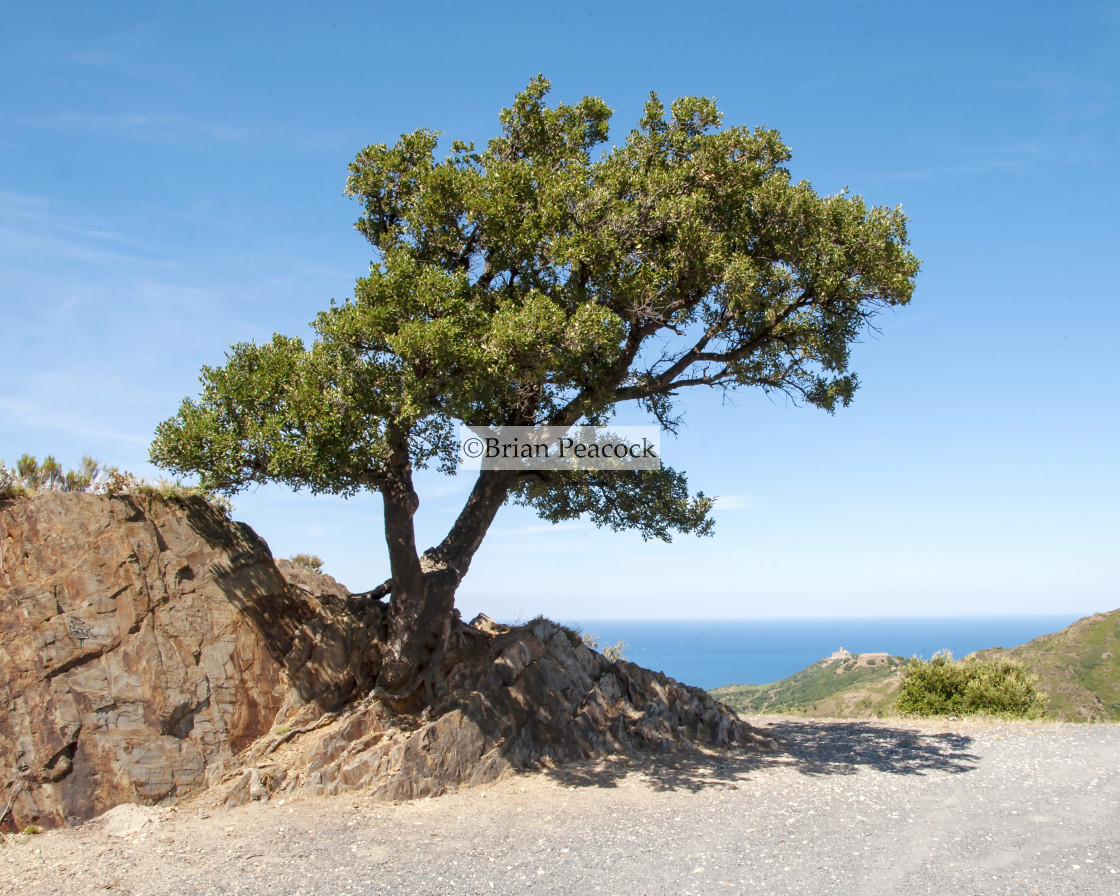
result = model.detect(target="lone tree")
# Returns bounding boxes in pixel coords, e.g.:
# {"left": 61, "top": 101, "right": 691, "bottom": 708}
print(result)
{"left": 151, "top": 77, "right": 919, "bottom": 702}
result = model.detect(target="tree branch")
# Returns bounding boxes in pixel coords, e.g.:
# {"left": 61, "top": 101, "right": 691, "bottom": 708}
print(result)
{"left": 425, "top": 469, "right": 519, "bottom": 578}
{"left": 380, "top": 426, "right": 424, "bottom": 599}
{"left": 612, "top": 289, "right": 819, "bottom": 403}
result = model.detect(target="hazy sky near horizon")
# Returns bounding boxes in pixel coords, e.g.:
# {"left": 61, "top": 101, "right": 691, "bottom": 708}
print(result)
{"left": 2, "top": 2, "right": 1117, "bottom": 620}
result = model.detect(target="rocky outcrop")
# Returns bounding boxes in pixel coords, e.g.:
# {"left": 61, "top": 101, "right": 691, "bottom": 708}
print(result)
{"left": 272, "top": 559, "right": 388, "bottom": 715}
{"left": 222, "top": 615, "right": 771, "bottom": 806}
{"left": 274, "top": 558, "right": 349, "bottom": 602}
{"left": 1, "top": 492, "right": 770, "bottom": 830}
{"left": 0, "top": 492, "right": 314, "bottom": 829}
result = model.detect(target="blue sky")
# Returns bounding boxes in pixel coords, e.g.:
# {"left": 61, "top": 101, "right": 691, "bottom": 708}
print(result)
{"left": 3, "top": 1, "right": 1117, "bottom": 620}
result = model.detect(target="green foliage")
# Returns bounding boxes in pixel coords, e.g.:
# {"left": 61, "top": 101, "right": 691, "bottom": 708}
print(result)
{"left": 512, "top": 466, "right": 712, "bottom": 542}
{"left": 602, "top": 641, "right": 628, "bottom": 663}
{"left": 0, "top": 462, "right": 27, "bottom": 500}
{"left": 521, "top": 618, "right": 627, "bottom": 661}
{"left": 149, "top": 80, "right": 919, "bottom": 693}
{"left": 288, "top": 553, "right": 325, "bottom": 573}
{"left": 142, "top": 478, "right": 235, "bottom": 517}
{"left": 526, "top": 616, "right": 582, "bottom": 647}
{"left": 2, "top": 455, "right": 110, "bottom": 496}
{"left": 895, "top": 651, "right": 1047, "bottom": 719}
{"left": 712, "top": 653, "right": 903, "bottom": 716}
{"left": 560, "top": 623, "right": 583, "bottom": 648}
{"left": 580, "top": 631, "right": 628, "bottom": 662}
{"left": 19, "top": 454, "right": 61, "bottom": 489}
{"left": 714, "top": 613, "right": 1120, "bottom": 722}
{"left": 151, "top": 76, "right": 919, "bottom": 548}
{"left": 975, "top": 610, "right": 1120, "bottom": 722}
{"left": 64, "top": 456, "right": 103, "bottom": 493}
{"left": 0, "top": 455, "right": 232, "bottom": 516}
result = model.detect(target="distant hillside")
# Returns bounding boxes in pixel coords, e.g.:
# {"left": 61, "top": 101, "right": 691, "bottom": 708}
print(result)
{"left": 710, "top": 650, "right": 904, "bottom": 718}
{"left": 710, "top": 610, "right": 1120, "bottom": 721}
{"left": 975, "top": 609, "right": 1120, "bottom": 722}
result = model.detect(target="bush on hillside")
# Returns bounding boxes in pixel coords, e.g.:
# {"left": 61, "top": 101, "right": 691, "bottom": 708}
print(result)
{"left": 0, "top": 462, "right": 23, "bottom": 500}
{"left": 288, "top": 553, "right": 325, "bottom": 573}
{"left": 0, "top": 454, "right": 232, "bottom": 516}
{"left": 581, "top": 632, "right": 628, "bottom": 663}
{"left": 895, "top": 650, "right": 1047, "bottom": 718}
{"left": 3, "top": 454, "right": 116, "bottom": 496}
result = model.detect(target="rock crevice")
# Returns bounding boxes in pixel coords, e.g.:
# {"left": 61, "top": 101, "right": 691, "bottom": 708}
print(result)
{"left": 0, "top": 493, "right": 293, "bottom": 828}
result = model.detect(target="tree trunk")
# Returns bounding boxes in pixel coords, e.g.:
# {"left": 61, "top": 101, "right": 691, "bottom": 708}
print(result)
{"left": 376, "top": 566, "right": 458, "bottom": 704}
{"left": 374, "top": 465, "right": 515, "bottom": 704}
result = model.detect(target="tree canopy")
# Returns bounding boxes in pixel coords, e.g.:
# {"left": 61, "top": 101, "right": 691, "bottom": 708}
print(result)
{"left": 151, "top": 77, "right": 919, "bottom": 699}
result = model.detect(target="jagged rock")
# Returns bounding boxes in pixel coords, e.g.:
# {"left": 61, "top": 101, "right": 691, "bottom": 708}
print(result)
{"left": 274, "top": 558, "right": 350, "bottom": 600}
{"left": 2, "top": 492, "right": 772, "bottom": 830}
{"left": 273, "top": 560, "right": 388, "bottom": 715}
{"left": 229, "top": 615, "right": 773, "bottom": 805}
{"left": 223, "top": 764, "right": 287, "bottom": 807}
{"left": 0, "top": 492, "right": 316, "bottom": 829}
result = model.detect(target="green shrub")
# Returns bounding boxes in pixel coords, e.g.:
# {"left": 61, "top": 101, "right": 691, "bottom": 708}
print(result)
{"left": 896, "top": 650, "right": 1047, "bottom": 718}
{"left": 523, "top": 615, "right": 578, "bottom": 644}
{"left": 601, "top": 640, "right": 628, "bottom": 663}
{"left": 580, "top": 632, "right": 628, "bottom": 662}
{"left": 288, "top": 553, "right": 325, "bottom": 573}
{"left": 518, "top": 618, "right": 628, "bottom": 661}
{"left": 141, "top": 478, "right": 234, "bottom": 516}
{"left": 0, "top": 455, "right": 232, "bottom": 516}
{"left": 5, "top": 454, "right": 110, "bottom": 494}
{"left": 0, "top": 462, "right": 29, "bottom": 500}
{"left": 64, "top": 456, "right": 105, "bottom": 492}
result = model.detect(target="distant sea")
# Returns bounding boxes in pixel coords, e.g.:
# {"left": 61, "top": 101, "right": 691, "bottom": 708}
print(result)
{"left": 554, "top": 616, "right": 1083, "bottom": 690}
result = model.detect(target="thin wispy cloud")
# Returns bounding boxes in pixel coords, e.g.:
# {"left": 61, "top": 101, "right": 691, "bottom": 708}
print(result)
{"left": 1, "top": 192, "right": 166, "bottom": 249}
{"left": 851, "top": 156, "right": 1034, "bottom": 184}
{"left": 13, "top": 110, "right": 260, "bottom": 143}
{"left": 2, "top": 3, "right": 1114, "bottom": 621}
{"left": 0, "top": 398, "right": 149, "bottom": 447}
{"left": 11, "top": 109, "right": 357, "bottom": 153}
{"left": 0, "top": 226, "right": 172, "bottom": 268}
{"left": 0, "top": 190, "right": 175, "bottom": 267}
{"left": 985, "top": 64, "right": 1118, "bottom": 111}
{"left": 52, "top": 49, "right": 123, "bottom": 66}
{"left": 27, "top": 21, "right": 158, "bottom": 71}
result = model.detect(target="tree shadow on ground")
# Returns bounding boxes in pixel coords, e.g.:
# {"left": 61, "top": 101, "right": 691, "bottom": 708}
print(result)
{"left": 542, "top": 719, "right": 979, "bottom": 794}
{"left": 758, "top": 719, "right": 978, "bottom": 776}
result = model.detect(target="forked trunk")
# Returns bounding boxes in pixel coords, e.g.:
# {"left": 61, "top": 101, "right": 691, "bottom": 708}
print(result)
{"left": 376, "top": 570, "right": 458, "bottom": 704}
{"left": 374, "top": 466, "right": 514, "bottom": 703}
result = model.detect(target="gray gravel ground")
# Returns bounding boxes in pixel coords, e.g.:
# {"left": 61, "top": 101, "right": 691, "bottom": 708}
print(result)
{"left": 3, "top": 717, "right": 1118, "bottom": 896}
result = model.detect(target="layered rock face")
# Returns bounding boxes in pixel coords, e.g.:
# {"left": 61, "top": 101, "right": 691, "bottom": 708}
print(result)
{"left": 2, "top": 492, "right": 769, "bottom": 829}
{"left": 0, "top": 493, "right": 310, "bottom": 828}
{"left": 227, "top": 615, "right": 771, "bottom": 805}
